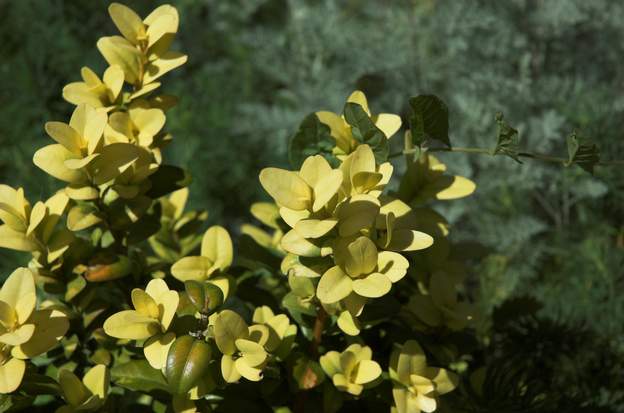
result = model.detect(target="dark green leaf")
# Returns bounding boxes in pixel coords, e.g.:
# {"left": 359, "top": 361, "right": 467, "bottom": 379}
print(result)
{"left": 0, "top": 394, "right": 34, "bottom": 413}
{"left": 165, "top": 335, "right": 213, "bottom": 394}
{"left": 288, "top": 113, "right": 337, "bottom": 169}
{"left": 126, "top": 210, "right": 161, "bottom": 244}
{"left": 111, "top": 360, "right": 169, "bottom": 392}
{"left": 493, "top": 112, "right": 521, "bottom": 163}
{"left": 408, "top": 95, "right": 450, "bottom": 147}
{"left": 146, "top": 165, "right": 191, "bottom": 199}
{"left": 566, "top": 131, "right": 600, "bottom": 174}
{"left": 343, "top": 102, "right": 389, "bottom": 163}
{"left": 20, "top": 373, "right": 61, "bottom": 396}
{"left": 322, "top": 381, "right": 344, "bottom": 413}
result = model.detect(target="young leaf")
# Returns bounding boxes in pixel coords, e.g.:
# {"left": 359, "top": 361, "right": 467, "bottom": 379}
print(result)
{"left": 493, "top": 112, "right": 521, "bottom": 163}
{"left": 566, "top": 131, "right": 600, "bottom": 174}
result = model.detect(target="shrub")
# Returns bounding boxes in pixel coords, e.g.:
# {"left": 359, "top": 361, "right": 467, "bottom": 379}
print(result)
{"left": 0, "top": 3, "right": 621, "bottom": 413}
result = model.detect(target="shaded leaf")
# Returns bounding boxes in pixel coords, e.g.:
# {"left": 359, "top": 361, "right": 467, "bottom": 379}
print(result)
{"left": 288, "top": 113, "right": 337, "bottom": 169}
{"left": 493, "top": 112, "right": 521, "bottom": 163}
{"left": 343, "top": 102, "right": 389, "bottom": 163}
{"left": 566, "top": 131, "right": 600, "bottom": 174}
{"left": 408, "top": 95, "right": 450, "bottom": 147}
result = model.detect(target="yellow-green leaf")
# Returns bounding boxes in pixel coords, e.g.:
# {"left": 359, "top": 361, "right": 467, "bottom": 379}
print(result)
{"left": 377, "top": 251, "right": 409, "bottom": 283}
{"left": 12, "top": 309, "right": 69, "bottom": 359}
{"left": 386, "top": 229, "right": 433, "bottom": 252}
{"left": 103, "top": 65, "right": 124, "bottom": 100}
{"left": 235, "top": 338, "right": 267, "bottom": 367}
{"left": 221, "top": 355, "right": 241, "bottom": 383}
{"left": 0, "top": 225, "right": 38, "bottom": 252}
{"left": 259, "top": 168, "right": 311, "bottom": 211}
{"left": 44, "top": 122, "right": 82, "bottom": 155}
{"left": 317, "top": 266, "right": 352, "bottom": 304}
{"left": 201, "top": 226, "right": 233, "bottom": 271}
{"left": 33, "top": 144, "right": 86, "bottom": 184}
{"left": 213, "top": 310, "right": 248, "bottom": 355}
{"left": 0, "top": 357, "right": 25, "bottom": 394}
{"left": 171, "top": 256, "right": 216, "bottom": 282}
{"left": 337, "top": 310, "right": 360, "bottom": 336}
{"left": 59, "top": 369, "right": 90, "bottom": 406}
{"left": 234, "top": 357, "right": 263, "bottom": 382}
{"left": 374, "top": 113, "right": 402, "bottom": 139}
{"left": 353, "top": 359, "right": 382, "bottom": 384}
{"left": 144, "top": 332, "right": 176, "bottom": 370}
{"left": 67, "top": 205, "right": 102, "bottom": 232}
{"left": 143, "top": 51, "right": 188, "bottom": 84}
{"left": 97, "top": 36, "right": 142, "bottom": 84}
{"left": 281, "top": 230, "right": 321, "bottom": 257}
{"left": 250, "top": 202, "right": 280, "bottom": 229}
{"left": 432, "top": 175, "right": 476, "bottom": 200}
{"left": 312, "top": 169, "right": 343, "bottom": 212}
{"left": 108, "top": 3, "right": 145, "bottom": 44}
{"left": 426, "top": 367, "right": 458, "bottom": 395}
{"left": 279, "top": 207, "right": 310, "bottom": 228}
{"left": 82, "top": 364, "right": 109, "bottom": 400}
{"left": 0, "top": 268, "right": 36, "bottom": 324}
{"left": 343, "top": 236, "right": 378, "bottom": 277}
{"left": 352, "top": 273, "right": 392, "bottom": 298}
{"left": 294, "top": 219, "right": 337, "bottom": 239}
{"left": 319, "top": 351, "right": 341, "bottom": 377}
{"left": 131, "top": 288, "right": 160, "bottom": 319}
{"left": 103, "top": 310, "right": 160, "bottom": 340}
{"left": 0, "top": 324, "right": 35, "bottom": 346}
{"left": 337, "top": 195, "right": 380, "bottom": 237}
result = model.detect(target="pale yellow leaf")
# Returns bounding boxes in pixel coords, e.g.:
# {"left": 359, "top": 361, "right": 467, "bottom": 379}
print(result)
{"left": 0, "top": 358, "right": 25, "bottom": 394}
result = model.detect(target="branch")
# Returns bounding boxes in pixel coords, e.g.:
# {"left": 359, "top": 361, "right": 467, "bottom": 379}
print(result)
{"left": 420, "top": 146, "right": 624, "bottom": 167}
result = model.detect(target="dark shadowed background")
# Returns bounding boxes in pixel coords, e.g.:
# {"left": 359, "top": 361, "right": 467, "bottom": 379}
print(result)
{"left": 1, "top": 0, "right": 623, "bottom": 404}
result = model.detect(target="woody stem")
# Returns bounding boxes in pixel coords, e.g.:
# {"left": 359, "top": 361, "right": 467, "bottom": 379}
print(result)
{"left": 310, "top": 305, "right": 328, "bottom": 358}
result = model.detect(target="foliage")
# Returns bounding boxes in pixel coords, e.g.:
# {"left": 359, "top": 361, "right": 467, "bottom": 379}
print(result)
{"left": 0, "top": 1, "right": 622, "bottom": 412}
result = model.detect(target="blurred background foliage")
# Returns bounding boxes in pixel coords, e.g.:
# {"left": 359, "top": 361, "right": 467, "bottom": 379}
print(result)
{"left": 0, "top": 0, "right": 623, "bottom": 409}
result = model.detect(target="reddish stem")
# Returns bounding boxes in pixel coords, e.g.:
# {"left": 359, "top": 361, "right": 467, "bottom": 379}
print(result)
{"left": 294, "top": 306, "right": 328, "bottom": 413}
{"left": 310, "top": 306, "right": 328, "bottom": 357}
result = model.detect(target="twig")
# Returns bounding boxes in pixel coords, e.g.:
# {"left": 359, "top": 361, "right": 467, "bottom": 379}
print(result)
{"left": 388, "top": 145, "right": 624, "bottom": 166}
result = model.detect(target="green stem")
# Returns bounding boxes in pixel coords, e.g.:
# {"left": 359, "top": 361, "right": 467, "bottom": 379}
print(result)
{"left": 430, "top": 146, "right": 493, "bottom": 156}
{"left": 425, "top": 146, "right": 623, "bottom": 166}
